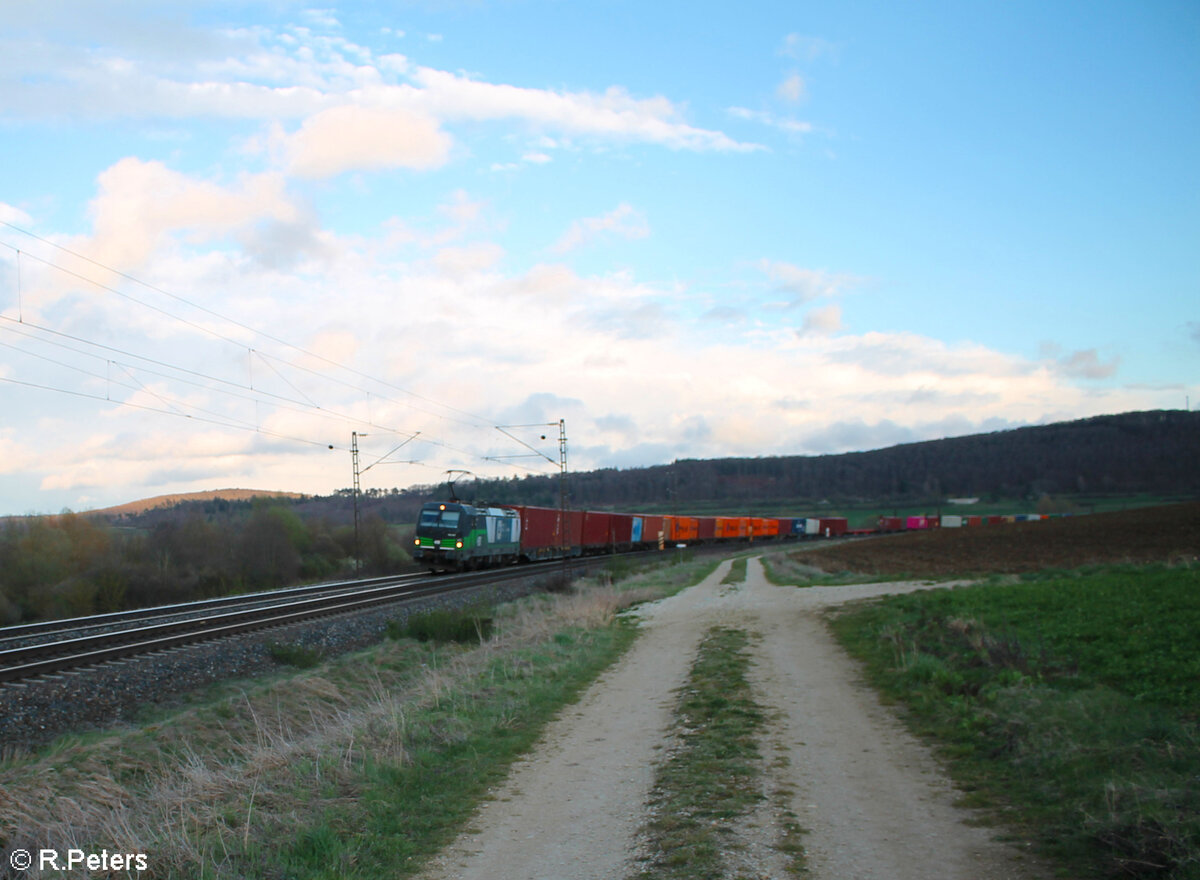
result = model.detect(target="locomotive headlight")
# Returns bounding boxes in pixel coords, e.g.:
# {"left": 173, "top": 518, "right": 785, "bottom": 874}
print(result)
{"left": 414, "top": 538, "right": 420, "bottom": 546}
{"left": 455, "top": 540, "right": 464, "bottom": 549}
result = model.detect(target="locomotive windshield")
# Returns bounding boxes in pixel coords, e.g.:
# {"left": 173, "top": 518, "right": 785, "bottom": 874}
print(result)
{"left": 418, "top": 505, "right": 461, "bottom": 530}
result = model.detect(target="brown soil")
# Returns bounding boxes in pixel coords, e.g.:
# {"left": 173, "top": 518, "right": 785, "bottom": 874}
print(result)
{"left": 800, "top": 502, "right": 1200, "bottom": 577}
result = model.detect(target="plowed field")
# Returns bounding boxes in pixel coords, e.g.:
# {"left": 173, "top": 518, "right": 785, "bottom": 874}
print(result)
{"left": 798, "top": 501, "right": 1200, "bottom": 577}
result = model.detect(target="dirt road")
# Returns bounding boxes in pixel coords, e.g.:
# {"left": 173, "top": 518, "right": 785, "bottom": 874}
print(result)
{"left": 418, "top": 558, "right": 1050, "bottom": 880}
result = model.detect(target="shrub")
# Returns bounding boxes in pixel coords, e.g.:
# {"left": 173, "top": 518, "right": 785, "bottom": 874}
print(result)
{"left": 389, "top": 607, "right": 494, "bottom": 644}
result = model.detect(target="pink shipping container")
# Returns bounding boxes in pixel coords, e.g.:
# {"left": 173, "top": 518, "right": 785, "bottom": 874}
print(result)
{"left": 906, "top": 516, "right": 930, "bottom": 530}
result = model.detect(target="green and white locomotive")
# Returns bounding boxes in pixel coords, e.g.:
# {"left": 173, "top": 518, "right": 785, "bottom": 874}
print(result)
{"left": 412, "top": 501, "right": 521, "bottom": 571}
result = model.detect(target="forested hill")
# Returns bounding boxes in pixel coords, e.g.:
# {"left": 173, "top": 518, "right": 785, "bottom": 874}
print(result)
{"left": 465, "top": 410, "right": 1200, "bottom": 511}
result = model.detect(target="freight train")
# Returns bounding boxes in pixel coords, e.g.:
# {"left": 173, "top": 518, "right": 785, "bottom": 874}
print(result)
{"left": 412, "top": 501, "right": 850, "bottom": 571}
{"left": 413, "top": 500, "right": 1061, "bottom": 571}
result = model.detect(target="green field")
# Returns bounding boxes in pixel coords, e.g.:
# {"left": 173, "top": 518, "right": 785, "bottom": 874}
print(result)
{"left": 829, "top": 565, "right": 1200, "bottom": 878}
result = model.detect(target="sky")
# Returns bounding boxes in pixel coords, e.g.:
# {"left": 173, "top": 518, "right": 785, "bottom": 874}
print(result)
{"left": 0, "top": 1, "right": 1197, "bottom": 515}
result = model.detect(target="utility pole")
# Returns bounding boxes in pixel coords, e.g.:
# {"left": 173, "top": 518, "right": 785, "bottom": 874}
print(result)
{"left": 349, "top": 430, "right": 420, "bottom": 578}
{"left": 557, "top": 418, "right": 568, "bottom": 578}
{"left": 351, "top": 431, "right": 363, "bottom": 576}
{"left": 492, "top": 419, "right": 569, "bottom": 577}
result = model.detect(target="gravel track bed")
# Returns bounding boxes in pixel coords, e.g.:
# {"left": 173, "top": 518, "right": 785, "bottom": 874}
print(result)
{"left": 0, "top": 573, "right": 548, "bottom": 753}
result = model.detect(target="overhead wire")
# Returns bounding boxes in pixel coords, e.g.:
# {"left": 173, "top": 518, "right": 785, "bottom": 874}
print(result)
{"left": 0, "top": 221, "right": 496, "bottom": 427}
{"left": 0, "top": 229, "right": 562, "bottom": 481}
{"left": 0, "top": 237, "right": 541, "bottom": 480}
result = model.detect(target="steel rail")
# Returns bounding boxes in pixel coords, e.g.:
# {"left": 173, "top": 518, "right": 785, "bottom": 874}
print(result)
{"left": 0, "top": 573, "right": 425, "bottom": 644}
{"left": 0, "top": 562, "right": 568, "bottom": 685}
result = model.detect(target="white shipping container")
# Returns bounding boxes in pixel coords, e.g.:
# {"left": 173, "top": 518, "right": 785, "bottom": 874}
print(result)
{"left": 941, "top": 515, "right": 964, "bottom": 528}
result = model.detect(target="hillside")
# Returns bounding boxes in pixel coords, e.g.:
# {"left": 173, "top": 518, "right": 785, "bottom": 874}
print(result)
{"left": 468, "top": 409, "right": 1200, "bottom": 511}
{"left": 91, "top": 489, "right": 304, "bottom": 517}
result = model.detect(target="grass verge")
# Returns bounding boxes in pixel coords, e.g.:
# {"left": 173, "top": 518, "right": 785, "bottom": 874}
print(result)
{"left": 633, "top": 626, "right": 801, "bottom": 878}
{"left": 0, "top": 555, "right": 720, "bottom": 879}
{"left": 827, "top": 564, "right": 1200, "bottom": 879}
{"left": 721, "top": 557, "right": 748, "bottom": 585}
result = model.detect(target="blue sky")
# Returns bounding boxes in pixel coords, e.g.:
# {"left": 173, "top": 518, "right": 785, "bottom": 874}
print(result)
{"left": 0, "top": 0, "right": 1197, "bottom": 514}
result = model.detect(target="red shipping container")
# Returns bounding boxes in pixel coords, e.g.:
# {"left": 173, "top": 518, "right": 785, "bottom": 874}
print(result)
{"left": 634, "top": 514, "right": 667, "bottom": 547}
{"left": 581, "top": 511, "right": 612, "bottom": 550}
{"left": 696, "top": 517, "right": 717, "bottom": 540}
{"left": 818, "top": 517, "right": 848, "bottom": 537}
{"left": 514, "top": 506, "right": 584, "bottom": 558}
{"left": 878, "top": 516, "right": 904, "bottom": 532}
{"left": 610, "top": 513, "right": 634, "bottom": 546}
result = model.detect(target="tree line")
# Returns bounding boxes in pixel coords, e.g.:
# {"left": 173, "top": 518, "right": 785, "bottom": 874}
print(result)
{"left": 467, "top": 409, "right": 1200, "bottom": 509}
{"left": 0, "top": 505, "right": 410, "bottom": 625}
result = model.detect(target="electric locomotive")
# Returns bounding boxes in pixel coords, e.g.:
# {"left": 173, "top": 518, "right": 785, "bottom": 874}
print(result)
{"left": 412, "top": 501, "right": 521, "bottom": 571}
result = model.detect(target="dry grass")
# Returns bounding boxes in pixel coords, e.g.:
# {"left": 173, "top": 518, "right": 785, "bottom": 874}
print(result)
{"left": 0, "top": 575, "right": 680, "bottom": 878}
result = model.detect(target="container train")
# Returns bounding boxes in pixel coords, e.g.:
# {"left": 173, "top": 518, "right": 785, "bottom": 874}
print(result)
{"left": 413, "top": 500, "right": 1063, "bottom": 572}
{"left": 412, "top": 501, "right": 850, "bottom": 571}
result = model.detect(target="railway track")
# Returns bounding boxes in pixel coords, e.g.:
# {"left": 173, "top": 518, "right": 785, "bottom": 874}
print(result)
{"left": 0, "top": 562, "right": 576, "bottom": 686}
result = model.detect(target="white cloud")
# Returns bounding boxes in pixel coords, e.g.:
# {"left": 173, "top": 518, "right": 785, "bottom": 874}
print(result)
{"left": 777, "top": 72, "right": 807, "bottom": 103}
{"left": 0, "top": 202, "right": 33, "bottom": 226}
{"left": 728, "top": 106, "right": 813, "bottom": 135}
{"left": 1056, "top": 348, "right": 1120, "bottom": 380}
{"left": 68, "top": 158, "right": 302, "bottom": 274}
{"left": 797, "top": 303, "right": 842, "bottom": 336}
{"left": 82, "top": 158, "right": 300, "bottom": 272}
{"left": 0, "top": 24, "right": 758, "bottom": 156}
{"left": 552, "top": 204, "right": 650, "bottom": 254}
{"left": 432, "top": 242, "right": 506, "bottom": 280}
{"left": 781, "top": 34, "right": 839, "bottom": 63}
{"left": 284, "top": 104, "right": 452, "bottom": 177}
{"left": 760, "top": 260, "right": 859, "bottom": 303}
{"left": 410, "top": 67, "right": 761, "bottom": 152}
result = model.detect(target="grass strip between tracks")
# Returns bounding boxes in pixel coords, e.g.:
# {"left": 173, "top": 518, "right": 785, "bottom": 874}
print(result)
{"left": 0, "top": 556, "right": 723, "bottom": 879}
{"left": 828, "top": 564, "right": 1200, "bottom": 880}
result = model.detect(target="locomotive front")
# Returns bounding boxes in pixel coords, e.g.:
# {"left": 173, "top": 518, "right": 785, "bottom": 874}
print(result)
{"left": 413, "top": 502, "right": 470, "bottom": 569}
{"left": 413, "top": 501, "right": 521, "bottom": 571}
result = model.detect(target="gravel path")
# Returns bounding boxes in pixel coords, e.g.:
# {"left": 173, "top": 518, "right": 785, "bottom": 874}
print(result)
{"left": 418, "top": 557, "right": 1051, "bottom": 880}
